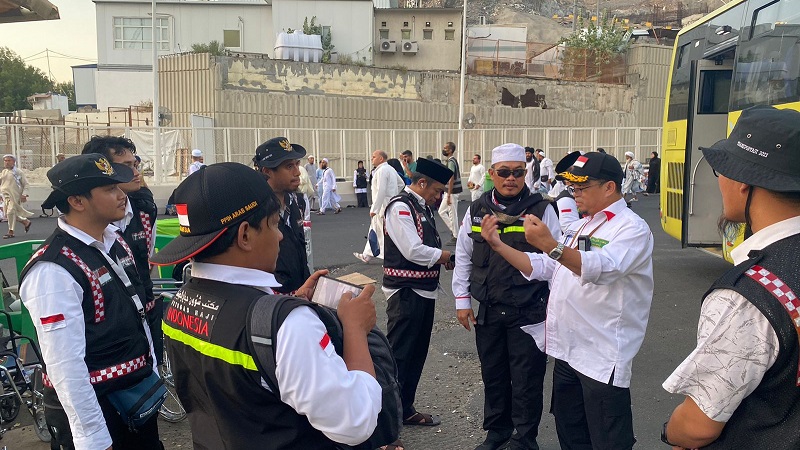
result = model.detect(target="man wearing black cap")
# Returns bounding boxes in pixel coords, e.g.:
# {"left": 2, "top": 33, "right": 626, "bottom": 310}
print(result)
{"left": 253, "top": 137, "right": 311, "bottom": 294}
{"left": 383, "top": 157, "right": 454, "bottom": 429}
{"left": 662, "top": 106, "right": 800, "bottom": 449}
{"left": 479, "top": 150, "right": 653, "bottom": 450}
{"left": 154, "top": 163, "right": 382, "bottom": 449}
{"left": 81, "top": 136, "right": 162, "bottom": 365}
{"left": 20, "top": 154, "right": 163, "bottom": 450}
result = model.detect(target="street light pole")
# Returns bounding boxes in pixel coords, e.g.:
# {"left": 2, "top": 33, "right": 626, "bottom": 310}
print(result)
{"left": 152, "top": 0, "right": 161, "bottom": 183}
{"left": 457, "top": 0, "right": 467, "bottom": 169}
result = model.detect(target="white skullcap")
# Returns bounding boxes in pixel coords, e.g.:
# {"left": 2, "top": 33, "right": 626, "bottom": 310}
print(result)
{"left": 322, "top": 158, "right": 329, "bottom": 163}
{"left": 191, "top": 149, "right": 203, "bottom": 157}
{"left": 536, "top": 149, "right": 545, "bottom": 155}
{"left": 491, "top": 143, "right": 526, "bottom": 165}
{"left": 625, "top": 151, "right": 634, "bottom": 158}
{"left": 3, "top": 154, "right": 15, "bottom": 160}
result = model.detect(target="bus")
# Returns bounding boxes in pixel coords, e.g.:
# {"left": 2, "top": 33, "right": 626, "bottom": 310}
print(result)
{"left": 660, "top": 0, "right": 800, "bottom": 260}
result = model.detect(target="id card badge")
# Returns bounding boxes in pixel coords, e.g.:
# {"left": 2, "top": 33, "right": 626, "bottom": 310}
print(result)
{"left": 577, "top": 236, "right": 591, "bottom": 252}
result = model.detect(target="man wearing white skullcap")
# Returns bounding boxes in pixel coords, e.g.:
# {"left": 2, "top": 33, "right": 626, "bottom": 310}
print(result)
{"left": 188, "top": 149, "right": 205, "bottom": 175}
{"left": 316, "top": 158, "right": 341, "bottom": 214}
{"left": 0, "top": 154, "right": 34, "bottom": 238}
{"left": 452, "top": 143, "right": 561, "bottom": 450}
{"left": 621, "top": 151, "right": 643, "bottom": 206}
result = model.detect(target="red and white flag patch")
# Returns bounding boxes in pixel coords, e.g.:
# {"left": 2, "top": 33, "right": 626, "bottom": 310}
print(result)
{"left": 398, "top": 210, "right": 411, "bottom": 217}
{"left": 319, "top": 332, "right": 334, "bottom": 356}
{"left": 561, "top": 209, "right": 573, "bottom": 214}
{"left": 574, "top": 156, "right": 589, "bottom": 168}
{"left": 40, "top": 314, "right": 66, "bottom": 332}
{"left": 94, "top": 266, "right": 112, "bottom": 285}
{"left": 176, "top": 204, "right": 190, "bottom": 228}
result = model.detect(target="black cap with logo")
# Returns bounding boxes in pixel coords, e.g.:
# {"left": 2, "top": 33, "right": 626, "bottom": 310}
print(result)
{"left": 253, "top": 137, "right": 307, "bottom": 169}
{"left": 42, "top": 154, "right": 134, "bottom": 209}
{"left": 150, "top": 162, "right": 275, "bottom": 266}
{"left": 701, "top": 105, "right": 800, "bottom": 192}
{"left": 555, "top": 151, "right": 624, "bottom": 185}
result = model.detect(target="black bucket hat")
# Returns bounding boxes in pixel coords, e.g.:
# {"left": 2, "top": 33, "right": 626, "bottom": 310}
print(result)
{"left": 42, "top": 154, "right": 134, "bottom": 209}
{"left": 253, "top": 137, "right": 307, "bottom": 169}
{"left": 555, "top": 151, "right": 624, "bottom": 186}
{"left": 701, "top": 105, "right": 800, "bottom": 192}
{"left": 150, "top": 162, "right": 274, "bottom": 266}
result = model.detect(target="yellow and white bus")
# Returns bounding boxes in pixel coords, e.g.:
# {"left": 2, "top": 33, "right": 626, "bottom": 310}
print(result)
{"left": 660, "top": 0, "right": 800, "bottom": 259}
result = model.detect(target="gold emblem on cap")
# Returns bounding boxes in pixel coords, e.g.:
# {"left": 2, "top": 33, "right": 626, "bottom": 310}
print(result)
{"left": 279, "top": 139, "right": 292, "bottom": 151}
{"left": 95, "top": 157, "right": 115, "bottom": 176}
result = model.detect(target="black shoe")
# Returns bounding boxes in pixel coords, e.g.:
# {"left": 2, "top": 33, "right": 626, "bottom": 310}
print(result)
{"left": 475, "top": 432, "right": 512, "bottom": 450}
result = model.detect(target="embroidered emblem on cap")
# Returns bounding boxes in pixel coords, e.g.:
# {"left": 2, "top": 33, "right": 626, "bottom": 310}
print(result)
{"left": 94, "top": 157, "right": 115, "bottom": 176}
{"left": 279, "top": 139, "right": 292, "bottom": 151}
{"left": 176, "top": 204, "right": 190, "bottom": 233}
{"left": 573, "top": 156, "right": 589, "bottom": 168}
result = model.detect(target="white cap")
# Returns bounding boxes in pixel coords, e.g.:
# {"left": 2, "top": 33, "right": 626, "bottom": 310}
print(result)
{"left": 491, "top": 143, "right": 526, "bottom": 165}
{"left": 625, "top": 151, "right": 634, "bottom": 158}
{"left": 322, "top": 158, "right": 329, "bottom": 163}
{"left": 192, "top": 149, "right": 203, "bottom": 157}
{"left": 536, "top": 149, "right": 545, "bottom": 155}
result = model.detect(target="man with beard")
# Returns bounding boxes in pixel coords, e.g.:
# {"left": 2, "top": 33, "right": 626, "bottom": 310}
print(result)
{"left": 253, "top": 137, "right": 311, "bottom": 294}
{"left": 81, "top": 136, "right": 161, "bottom": 364}
{"left": 534, "top": 150, "right": 554, "bottom": 194}
{"left": 316, "top": 158, "right": 342, "bottom": 215}
{"left": 477, "top": 151, "right": 653, "bottom": 450}
{"left": 662, "top": 106, "right": 800, "bottom": 449}
{"left": 452, "top": 143, "right": 560, "bottom": 450}
{"left": 523, "top": 147, "right": 539, "bottom": 192}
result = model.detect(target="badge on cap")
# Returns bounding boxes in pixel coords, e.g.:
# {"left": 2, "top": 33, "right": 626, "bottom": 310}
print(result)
{"left": 280, "top": 139, "right": 292, "bottom": 151}
{"left": 176, "top": 204, "right": 191, "bottom": 234}
{"left": 573, "top": 156, "right": 588, "bottom": 168}
{"left": 95, "top": 157, "right": 115, "bottom": 176}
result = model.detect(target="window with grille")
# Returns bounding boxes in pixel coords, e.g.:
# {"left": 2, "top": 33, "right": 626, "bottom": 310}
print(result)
{"left": 113, "top": 17, "right": 169, "bottom": 50}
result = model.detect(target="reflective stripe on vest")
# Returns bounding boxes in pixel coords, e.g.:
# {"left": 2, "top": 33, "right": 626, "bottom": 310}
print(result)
{"left": 745, "top": 265, "right": 800, "bottom": 385}
{"left": 42, "top": 354, "right": 148, "bottom": 388}
{"left": 163, "top": 322, "right": 258, "bottom": 371}
{"left": 471, "top": 225, "right": 525, "bottom": 234}
{"left": 384, "top": 267, "right": 439, "bottom": 279}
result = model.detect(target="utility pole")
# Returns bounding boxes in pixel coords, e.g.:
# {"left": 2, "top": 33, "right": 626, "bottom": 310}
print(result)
{"left": 457, "top": 0, "right": 467, "bottom": 170}
{"left": 45, "top": 48, "right": 53, "bottom": 84}
{"left": 152, "top": 0, "right": 161, "bottom": 183}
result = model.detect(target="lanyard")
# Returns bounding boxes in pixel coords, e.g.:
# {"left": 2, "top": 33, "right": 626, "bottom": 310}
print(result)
{"left": 566, "top": 215, "right": 609, "bottom": 248}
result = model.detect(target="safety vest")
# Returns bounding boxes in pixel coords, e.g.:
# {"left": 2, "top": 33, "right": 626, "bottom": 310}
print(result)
{"left": 468, "top": 191, "right": 551, "bottom": 319}
{"left": 274, "top": 192, "right": 310, "bottom": 294}
{"left": 702, "top": 233, "right": 800, "bottom": 450}
{"left": 382, "top": 191, "right": 442, "bottom": 291}
{"left": 162, "top": 278, "right": 337, "bottom": 449}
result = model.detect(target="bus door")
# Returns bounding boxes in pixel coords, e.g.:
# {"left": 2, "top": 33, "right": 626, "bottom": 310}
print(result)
{"left": 683, "top": 58, "right": 733, "bottom": 247}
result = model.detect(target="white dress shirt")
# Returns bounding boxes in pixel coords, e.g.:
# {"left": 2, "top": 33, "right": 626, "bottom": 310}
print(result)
{"left": 468, "top": 164, "right": 486, "bottom": 191}
{"left": 452, "top": 191, "right": 562, "bottom": 310}
{"left": 521, "top": 198, "right": 654, "bottom": 387}
{"left": 370, "top": 162, "right": 405, "bottom": 216}
{"left": 382, "top": 187, "right": 443, "bottom": 301}
{"left": 525, "top": 160, "right": 537, "bottom": 191}
{"left": 189, "top": 262, "right": 383, "bottom": 445}
{"left": 539, "top": 157, "right": 555, "bottom": 182}
{"left": 188, "top": 161, "right": 205, "bottom": 175}
{"left": 662, "top": 217, "right": 800, "bottom": 422}
{"left": 21, "top": 219, "right": 155, "bottom": 450}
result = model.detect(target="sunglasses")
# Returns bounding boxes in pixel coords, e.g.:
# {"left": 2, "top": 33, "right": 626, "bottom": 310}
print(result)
{"left": 494, "top": 168, "right": 526, "bottom": 179}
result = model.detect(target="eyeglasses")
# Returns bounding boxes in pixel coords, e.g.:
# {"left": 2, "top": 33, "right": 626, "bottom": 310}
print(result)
{"left": 567, "top": 182, "right": 604, "bottom": 195}
{"left": 494, "top": 168, "right": 526, "bottom": 179}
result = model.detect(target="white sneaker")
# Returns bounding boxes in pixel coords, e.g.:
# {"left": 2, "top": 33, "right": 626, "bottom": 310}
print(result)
{"left": 353, "top": 252, "right": 372, "bottom": 263}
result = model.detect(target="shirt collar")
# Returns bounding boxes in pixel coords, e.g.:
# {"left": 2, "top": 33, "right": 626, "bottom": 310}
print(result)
{"left": 113, "top": 198, "right": 135, "bottom": 230}
{"left": 403, "top": 186, "right": 425, "bottom": 205}
{"left": 190, "top": 262, "right": 282, "bottom": 292}
{"left": 590, "top": 197, "right": 626, "bottom": 222}
{"left": 57, "top": 217, "right": 121, "bottom": 253}
{"left": 730, "top": 216, "right": 800, "bottom": 265}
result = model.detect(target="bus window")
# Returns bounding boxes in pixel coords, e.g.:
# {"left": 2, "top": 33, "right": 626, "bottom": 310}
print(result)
{"left": 699, "top": 70, "right": 733, "bottom": 114}
{"left": 732, "top": 0, "right": 800, "bottom": 110}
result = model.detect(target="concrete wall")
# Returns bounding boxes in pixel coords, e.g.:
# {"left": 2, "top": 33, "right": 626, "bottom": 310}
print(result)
{"left": 373, "top": 8, "right": 462, "bottom": 71}
{"left": 272, "top": 0, "right": 373, "bottom": 64}
{"left": 96, "top": 68, "right": 153, "bottom": 110}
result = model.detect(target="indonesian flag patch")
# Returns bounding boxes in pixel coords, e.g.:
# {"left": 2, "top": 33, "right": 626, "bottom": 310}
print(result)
{"left": 398, "top": 210, "right": 411, "bottom": 217}
{"left": 95, "top": 266, "right": 112, "bottom": 285}
{"left": 40, "top": 314, "right": 66, "bottom": 332}
{"left": 319, "top": 332, "right": 334, "bottom": 356}
{"left": 574, "top": 156, "right": 589, "bottom": 168}
{"left": 176, "top": 204, "right": 191, "bottom": 233}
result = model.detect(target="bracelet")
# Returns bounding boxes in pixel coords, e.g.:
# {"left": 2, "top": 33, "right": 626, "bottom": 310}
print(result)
{"left": 661, "top": 421, "right": 677, "bottom": 446}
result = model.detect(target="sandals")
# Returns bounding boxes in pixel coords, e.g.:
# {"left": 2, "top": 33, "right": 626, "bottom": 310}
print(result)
{"left": 3, "top": 234, "right": 13, "bottom": 239}
{"left": 24, "top": 220, "right": 31, "bottom": 233}
{"left": 403, "top": 411, "right": 441, "bottom": 427}
{"left": 380, "top": 439, "right": 404, "bottom": 450}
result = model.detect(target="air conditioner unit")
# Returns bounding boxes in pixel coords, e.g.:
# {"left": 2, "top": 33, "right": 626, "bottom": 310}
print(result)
{"left": 401, "top": 40, "right": 418, "bottom": 54}
{"left": 379, "top": 39, "right": 397, "bottom": 53}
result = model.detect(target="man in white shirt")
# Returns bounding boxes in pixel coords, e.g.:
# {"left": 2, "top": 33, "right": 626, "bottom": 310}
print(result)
{"left": 478, "top": 151, "right": 653, "bottom": 450}
{"left": 535, "top": 149, "right": 554, "bottom": 194}
{"left": 316, "top": 158, "right": 341, "bottom": 214}
{"left": 152, "top": 162, "right": 382, "bottom": 448}
{"left": 354, "top": 150, "right": 405, "bottom": 262}
{"left": 524, "top": 147, "right": 539, "bottom": 192}
{"left": 467, "top": 154, "right": 486, "bottom": 201}
{"left": 188, "top": 149, "right": 205, "bottom": 175}
{"left": 20, "top": 154, "right": 163, "bottom": 450}
{"left": 662, "top": 106, "right": 800, "bottom": 449}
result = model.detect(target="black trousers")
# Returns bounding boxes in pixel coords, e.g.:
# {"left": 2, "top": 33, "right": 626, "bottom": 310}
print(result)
{"left": 45, "top": 394, "right": 163, "bottom": 450}
{"left": 356, "top": 192, "right": 369, "bottom": 208}
{"left": 386, "top": 287, "right": 435, "bottom": 419}
{"left": 551, "top": 359, "right": 635, "bottom": 450}
{"left": 475, "top": 303, "right": 546, "bottom": 450}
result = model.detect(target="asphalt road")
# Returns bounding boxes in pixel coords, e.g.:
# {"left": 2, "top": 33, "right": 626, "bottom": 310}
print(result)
{"left": 0, "top": 195, "right": 731, "bottom": 449}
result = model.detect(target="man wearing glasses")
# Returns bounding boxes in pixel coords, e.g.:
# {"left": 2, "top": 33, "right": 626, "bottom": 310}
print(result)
{"left": 478, "top": 151, "right": 654, "bottom": 450}
{"left": 452, "top": 143, "right": 560, "bottom": 450}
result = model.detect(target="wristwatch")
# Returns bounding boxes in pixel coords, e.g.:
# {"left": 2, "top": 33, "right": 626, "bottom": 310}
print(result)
{"left": 661, "top": 421, "right": 677, "bottom": 446}
{"left": 548, "top": 242, "right": 565, "bottom": 260}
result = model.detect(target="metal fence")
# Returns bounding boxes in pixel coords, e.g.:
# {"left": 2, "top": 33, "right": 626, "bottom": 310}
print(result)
{"left": 0, "top": 124, "right": 662, "bottom": 184}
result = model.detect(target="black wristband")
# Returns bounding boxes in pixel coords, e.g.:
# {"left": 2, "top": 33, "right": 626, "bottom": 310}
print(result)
{"left": 661, "top": 421, "right": 677, "bottom": 446}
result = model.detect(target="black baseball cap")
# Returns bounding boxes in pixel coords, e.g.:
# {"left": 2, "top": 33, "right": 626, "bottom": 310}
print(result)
{"left": 416, "top": 157, "right": 453, "bottom": 185}
{"left": 42, "top": 154, "right": 134, "bottom": 209}
{"left": 150, "top": 162, "right": 274, "bottom": 266}
{"left": 555, "top": 151, "right": 624, "bottom": 185}
{"left": 701, "top": 105, "right": 800, "bottom": 192}
{"left": 253, "top": 137, "right": 307, "bottom": 169}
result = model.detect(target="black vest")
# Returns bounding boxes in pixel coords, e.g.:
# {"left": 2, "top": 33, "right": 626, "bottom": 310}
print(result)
{"left": 275, "top": 192, "right": 310, "bottom": 293}
{"left": 123, "top": 188, "right": 158, "bottom": 314}
{"left": 20, "top": 228, "right": 152, "bottom": 399}
{"left": 468, "top": 191, "right": 551, "bottom": 319}
{"left": 701, "top": 233, "right": 800, "bottom": 450}
{"left": 447, "top": 156, "right": 463, "bottom": 194}
{"left": 382, "top": 191, "right": 442, "bottom": 291}
{"left": 355, "top": 168, "right": 368, "bottom": 188}
{"left": 163, "top": 278, "right": 337, "bottom": 450}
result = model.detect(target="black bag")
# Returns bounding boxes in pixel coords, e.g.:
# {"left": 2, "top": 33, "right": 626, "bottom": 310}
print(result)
{"left": 246, "top": 295, "right": 402, "bottom": 450}
{"left": 106, "top": 370, "right": 167, "bottom": 430}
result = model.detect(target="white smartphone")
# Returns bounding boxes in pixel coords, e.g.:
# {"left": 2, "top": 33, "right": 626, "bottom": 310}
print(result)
{"left": 311, "top": 276, "right": 364, "bottom": 309}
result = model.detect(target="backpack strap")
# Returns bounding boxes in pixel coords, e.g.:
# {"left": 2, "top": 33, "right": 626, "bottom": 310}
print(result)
{"left": 246, "top": 295, "right": 343, "bottom": 396}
